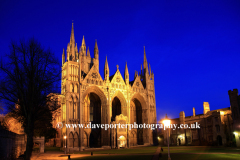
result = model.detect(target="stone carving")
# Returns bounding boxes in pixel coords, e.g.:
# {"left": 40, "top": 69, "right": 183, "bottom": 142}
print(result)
{"left": 92, "top": 72, "right": 98, "bottom": 79}
{"left": 116, "top": 77, "right": 120, "bottom": 82}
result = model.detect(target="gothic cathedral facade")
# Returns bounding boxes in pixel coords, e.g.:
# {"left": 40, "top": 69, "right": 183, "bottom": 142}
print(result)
{"left": 61, "top": 23, "right": 157, "bottom": 150}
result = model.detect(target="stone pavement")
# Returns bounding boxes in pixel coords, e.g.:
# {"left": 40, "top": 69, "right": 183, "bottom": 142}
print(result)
{"left": 30, "top": 146, "right": 160, "bottom": 160}
{"left": 31, "top": 152, "right": 90, "bottom": 160}
{"left": 152, "top": 146, "right": 161, "bottom": 160}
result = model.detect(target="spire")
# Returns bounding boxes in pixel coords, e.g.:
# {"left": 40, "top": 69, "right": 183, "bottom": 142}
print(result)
{"left": 104, "top": 56, "right": 109, "bottom": 81}
{"left": 70, "top": 22, "right": 75, "bottom": 44}
{"left": 62, "top": 48, "right": 65, "bottom": 65}
{"left": 135, "top": 71, "right": 138, "bottom": 79}
{"left": 87, "top": 47, "right": 90, "bottom": 57}
{"left": 141, "top": 64, "right": 143, "bottom": 76}
{"left": 143, "top": 46, "right": 149, "bottom": 76}
{"left": 149, "top": 63, "right": 151, "bottom": 75}
{"left": 143, "top": 46, "right": 148, "bottom": 68}
{"left": 68, "top": 22, "right": 76, "bottom": 61}
{"left": 125, "top": 62, "right": 129, "bottom": 75}
{"left": 81, "top": 35, "right": 86, "bottom": 47}
{"left": 125, "top": 62, "right": 129, "bottom": 85}
{"left": 81, "top": 36, "right": 86, "bottom": 56}
{"left": 94, "top": 40, "right": 99, "bottom": 59}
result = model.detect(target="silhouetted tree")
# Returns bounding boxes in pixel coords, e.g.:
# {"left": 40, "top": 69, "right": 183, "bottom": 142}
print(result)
{"left": 0, "top": 38, "right": 61, "bottom": 160}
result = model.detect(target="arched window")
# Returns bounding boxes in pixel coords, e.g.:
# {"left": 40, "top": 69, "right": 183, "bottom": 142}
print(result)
{"left": 72, "top": 97, "right": 75, "bottom": 119}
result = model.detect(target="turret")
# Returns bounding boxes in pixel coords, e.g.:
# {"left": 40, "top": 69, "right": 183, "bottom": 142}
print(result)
{"left": 94, "top": 40, "right": 99, "bottom": 59}
{"left": 81, "top": 36, "right": 86, "bottom": 56}
{"left": 203, "top": 102, "right": 210, "bottom": 114}
{"left": 93, "top": 40, "right": 99, "bottom": 71}
{"left": 228, "top": 89, "right": 240, "bottom": 120}
{"left": 125, "top": 62, "right": 129, "bottom": 85}
{"left": 87, "top": 47, "right": 91, "bottom": 58}
{"left": 104, "top": 56, "right": 109, "bottom": 81}
{"left": 134, "top": 71, "right": 138, "bottom": 79}
{"left": 193, "top": 107, "right": 196, "bottom": 117}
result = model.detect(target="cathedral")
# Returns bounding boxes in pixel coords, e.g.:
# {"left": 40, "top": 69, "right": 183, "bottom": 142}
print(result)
{"left": 61, "top": 23, "right": 157, "bottom": 150}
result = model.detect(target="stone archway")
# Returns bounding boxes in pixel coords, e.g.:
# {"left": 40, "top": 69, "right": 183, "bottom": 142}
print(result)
{"left": 74, "top": 132, "right": 79, "bottom": 147}
{"left": 130, "top": 93, "right": 147, "bottom": 145}
{"left": 82, "top": 86, "right": 107, "bottom": 147}
{"left": 82, "top": 86, "right": 108, "bottom": 123}
{"left": 82, "top": 86, "right": 107, "bottom": 107}
{"left": 112, "top": 97, "right": 121, "bottom": 121}
{"left": 83, "top": 131, "right": 88, "bottom": 147}
{"left": 111, "top": 91, "right": 127, "bottom": 118}
{"left": 69, "top": 132, "right": 74, "bottom": 147}
{"left": 130, "top": 131, "right": 137, "bottom": 146}
{"left": 118, "top": 136, "right": 126, "bottom": 148}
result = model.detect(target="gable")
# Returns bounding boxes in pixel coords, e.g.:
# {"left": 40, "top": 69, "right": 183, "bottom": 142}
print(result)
{"left": 83, "top": 64, "right": 103, "bottom": 83}
{"left": 132, "top": 76, "right": 144, "bottom": 90}
{"left": 110, "top": 69, "right": 125, "bottom": 85}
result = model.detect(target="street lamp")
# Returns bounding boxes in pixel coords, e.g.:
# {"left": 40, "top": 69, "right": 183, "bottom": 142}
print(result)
{"left": 64, "top": 136, "right": 67, "bottom": 154}
{"left": 163, "top": 114, "right": 171, "bottom": 160}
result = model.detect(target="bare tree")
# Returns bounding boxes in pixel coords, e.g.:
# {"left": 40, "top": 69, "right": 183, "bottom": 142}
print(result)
{"left": 0, "top": 38, "right": 61, "bottom": 160}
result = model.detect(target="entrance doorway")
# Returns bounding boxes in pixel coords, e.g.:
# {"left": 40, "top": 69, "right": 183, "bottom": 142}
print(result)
{"left": 118, "top": 136, "right": 126, "bottom": 148}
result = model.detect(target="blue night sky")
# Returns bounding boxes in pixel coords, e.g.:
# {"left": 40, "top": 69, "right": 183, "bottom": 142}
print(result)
{"left": 1, "top": 0, "right": 240, "bottom": 121}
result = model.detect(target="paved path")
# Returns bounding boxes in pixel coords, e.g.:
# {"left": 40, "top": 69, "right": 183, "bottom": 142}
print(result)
{"left": 152, "top": 146, "right": 161, "bottom": 160}
{"left": 31, "top": 146, "right": 160, "bottom": 160}
{"left": 31, "top": 152, "right": 90, "bottom": 160}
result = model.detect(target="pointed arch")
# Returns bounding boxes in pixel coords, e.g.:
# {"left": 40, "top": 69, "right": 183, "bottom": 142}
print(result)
{"left": 131, "top": 93, "right": 147, "bottom": 145}
{"left": 83, "top": 131, "right": 88, "bottom": 147}
{"left": 131, "top": 93, "right": 147, "bottom": 110}
{"left": 69, "top": 132, "right": 74, "bottom": 147}
{"left": 74, "top": 132, "right": 79, "bottom": 147}
{"left": 74, "top": 83, "right": 78, "bottom": 93}
{"left": 81, "top": 86, "right": 107, "bottom": 106}
{"left": 111, "top": 91, "right": 127, "bottom": 117}
{"left": 130, "top": 130, "right": 137, "bottom": 146}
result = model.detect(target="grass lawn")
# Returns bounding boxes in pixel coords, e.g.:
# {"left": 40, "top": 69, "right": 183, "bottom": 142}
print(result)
{"left": 160, "top": 153, "right": 240, "bottom": 160}
{"left": 161, "top": 146, "right": 240, "bottom": 153}
{"left": 72, "top": 155, "right": 153, "bottom": 160}
{"left": 33, "top": 146, "right": 63, "bottom": 152}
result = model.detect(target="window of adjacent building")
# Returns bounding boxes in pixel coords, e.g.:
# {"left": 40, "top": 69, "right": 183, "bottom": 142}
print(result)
{"left": 208, "top": 126, "right": 212, "bottom": 133}
{"left": 215, "top": 117, "right": 218, "bottom": 123}
{"left": 207, "top": 118, "right": 211, "bottom": 123}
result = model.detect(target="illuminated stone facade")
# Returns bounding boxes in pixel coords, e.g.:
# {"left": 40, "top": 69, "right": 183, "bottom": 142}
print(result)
{"left": 160, "top": 90, "right": 240, "bottom": 147}
{"left": 61, "top": 23, "right": 157, "bottom": 150}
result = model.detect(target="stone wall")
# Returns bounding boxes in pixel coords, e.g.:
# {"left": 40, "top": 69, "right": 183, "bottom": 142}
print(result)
{"left": 0, "top": 126, "right": 26, "bottom": 159}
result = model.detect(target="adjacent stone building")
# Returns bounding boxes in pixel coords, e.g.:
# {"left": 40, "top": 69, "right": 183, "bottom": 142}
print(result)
{"left": 60, "top": 23, "right": 157, "bottom": 150}
{"left": 159, "top": 89, "right": 240, "bottom": 147}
